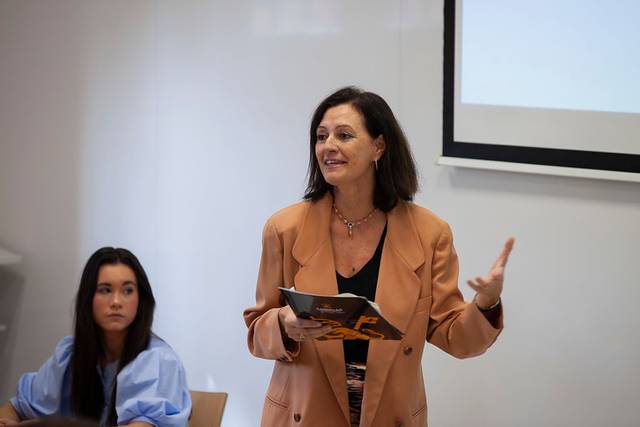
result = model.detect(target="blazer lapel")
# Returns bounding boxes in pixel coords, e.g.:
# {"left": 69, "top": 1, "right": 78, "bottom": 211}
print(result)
{"left": 291, "top": 194, "right": 351, "bottom": 424}
{"left": 360, "top": 201, "right": 425, "bottom": 426}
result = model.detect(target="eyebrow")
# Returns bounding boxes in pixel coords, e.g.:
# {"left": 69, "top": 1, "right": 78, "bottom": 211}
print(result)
{"left": 96, "top": 281, "right": 137, "bottom": 287}
{"left": 316, "top": 124, "right": 355, "bottom": 132}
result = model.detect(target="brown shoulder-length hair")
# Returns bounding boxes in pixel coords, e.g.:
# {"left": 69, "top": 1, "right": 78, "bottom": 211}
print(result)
{"left": 303, "top": 86, "right": 418, "bottom": 212}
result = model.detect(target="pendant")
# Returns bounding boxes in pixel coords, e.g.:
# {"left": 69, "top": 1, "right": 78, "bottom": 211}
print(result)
{"left": 347, "top": 222, "right": 354, "bottom": 238}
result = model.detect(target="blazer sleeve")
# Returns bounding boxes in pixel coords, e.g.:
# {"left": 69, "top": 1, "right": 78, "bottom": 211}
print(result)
{"left": 243, "top": 219, "right": 300, "bottom": 362}
{"left": 426, "top": 223, "right": 503, "bottom": 359}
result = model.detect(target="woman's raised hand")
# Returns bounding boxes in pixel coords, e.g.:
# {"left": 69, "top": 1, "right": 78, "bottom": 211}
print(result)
{"left": 466, "top": 237, "right": 515, "bottom": 309}
{"left": 278, "top": 305, "right": 332, "bottom": 342}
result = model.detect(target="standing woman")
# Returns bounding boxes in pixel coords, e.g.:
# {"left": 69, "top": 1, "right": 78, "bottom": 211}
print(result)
{"left": 244, "top": 87, "right": 514, "bottom": 426}
{"left": 0, "top": 247, "right": 191, "bottom": 427}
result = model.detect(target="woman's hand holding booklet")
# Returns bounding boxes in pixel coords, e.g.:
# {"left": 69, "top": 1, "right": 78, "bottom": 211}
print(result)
{"left": 279, "top": 287, "right": 403, "bottom": 340}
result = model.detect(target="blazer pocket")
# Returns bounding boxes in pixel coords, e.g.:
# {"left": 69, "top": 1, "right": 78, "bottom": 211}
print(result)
{"left": 412, "top": 403, "right": 426, "bottom": 417}
{"left": 263, "top": 395, "right": 290, "bottom": 427}
{"left": 414, "top": 295, "right": 432, "bottom": 314}
{"left": 265, "top": 394, "right": 289, "bottom": 410}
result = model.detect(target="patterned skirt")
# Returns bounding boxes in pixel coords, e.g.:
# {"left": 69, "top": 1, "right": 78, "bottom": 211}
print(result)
{"left": 345, "top": 361, "right": 366, "bottom": 427}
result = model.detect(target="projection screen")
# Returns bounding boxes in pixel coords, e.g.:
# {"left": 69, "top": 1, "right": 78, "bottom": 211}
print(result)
{"left": 440, "top": 0, "right": 640, "bottom": 182}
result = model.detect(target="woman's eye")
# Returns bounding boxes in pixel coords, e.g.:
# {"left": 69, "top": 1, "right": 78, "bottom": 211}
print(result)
{"left": 338, "top": 133, "right": 353, "bottom": 140}
{"left": 97, "top": 287, "right": 110, "bottom": 294}
{"left": 316, "top": 134, "right": 327, "bottom": 142}
{"left": 123, "top": 287, "right": 135, "bottom": 295}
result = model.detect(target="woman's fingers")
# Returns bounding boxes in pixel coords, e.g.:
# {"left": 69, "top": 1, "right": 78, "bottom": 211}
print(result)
{"left": 296, "top": 325, "right": 332, "bottom": 339}
{"left": 288, "top": 317, "right": 324, "bottom": 328}
{"left": 493, "top": 237, "right": 515, "bottom": 268}
{"left": 467, "top": 278, "right": 491, "bottom": 294}
{"left": 475, "top": 276, "right": 489, "bottom": 287}
{"left": 467, "top": 272, "right": 503, "bottom": 295}
{"left": 467, "top": 275, "right": 490, "bottom": 291}
{"left": 284, "top": 316, "right": 332, "bottom": 341}
{"left": 466, "top": 237, "right": 514, "bottom": 302}
{"left": 466, "top": 279, "right": 481, "bottom": 293}
{"left": 289, "top": 328, "right": 331, "bottom": 341}
{"left": 281, "top": 305, "right": 335, "bottom": 341}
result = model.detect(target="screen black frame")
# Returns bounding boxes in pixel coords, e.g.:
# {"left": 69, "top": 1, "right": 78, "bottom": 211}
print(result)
{"left": 443, "top": 0, "right": 639, "bottom": 174}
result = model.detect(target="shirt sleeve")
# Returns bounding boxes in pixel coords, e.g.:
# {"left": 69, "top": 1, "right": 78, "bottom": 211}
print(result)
{"left": 9, "top": 336, "right": 73, "bottom": 420}
{"left": 115, "top": 342, "right": 192, "bottom": 427}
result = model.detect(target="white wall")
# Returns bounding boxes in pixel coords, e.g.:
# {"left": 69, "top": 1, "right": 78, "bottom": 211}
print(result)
{"left": 1, "top": 1, "right": 638, "bottom": 426}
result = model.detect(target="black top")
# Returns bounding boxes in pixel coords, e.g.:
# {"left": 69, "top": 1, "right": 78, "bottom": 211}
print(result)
{"left": 336, "top": 225, "right": 387, "bottom": 365}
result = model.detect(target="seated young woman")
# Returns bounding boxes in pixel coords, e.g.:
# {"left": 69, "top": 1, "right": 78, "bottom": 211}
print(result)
{"left": 0, "top": 247, "right": 191, "bottom": 427}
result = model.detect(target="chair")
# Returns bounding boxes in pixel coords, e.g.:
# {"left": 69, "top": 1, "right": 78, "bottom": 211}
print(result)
{"left": 189, "top": 390, "right": 228, "bottom": 427}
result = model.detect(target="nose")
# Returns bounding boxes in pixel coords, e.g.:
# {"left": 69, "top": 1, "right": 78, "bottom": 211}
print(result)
{"left": 324, "top": 134, "right": 338, "bottom": 151}
{"left": 110, "top": 292, "right": 122, "bottom": 308}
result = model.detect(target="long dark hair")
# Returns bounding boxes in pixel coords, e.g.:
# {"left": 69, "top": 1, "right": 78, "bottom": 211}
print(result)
{"left": 70, "top": 247, "right": 155, "bottom": 425}
{"left": 304, "top": 86, "right": 418, "bottom": 212}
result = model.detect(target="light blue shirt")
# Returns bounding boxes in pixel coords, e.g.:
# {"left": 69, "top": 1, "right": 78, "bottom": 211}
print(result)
{"left": 10, "top": 335, "right": 191, "bottom": 427}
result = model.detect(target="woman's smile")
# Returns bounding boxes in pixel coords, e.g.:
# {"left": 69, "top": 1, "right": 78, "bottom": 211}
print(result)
{"left": 324, "top": 159, "right": 347, "bottom": 168}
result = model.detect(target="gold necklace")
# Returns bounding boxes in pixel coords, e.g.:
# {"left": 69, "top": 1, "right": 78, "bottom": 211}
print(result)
{"left": 332, "top": 204, "right": 376, "bottom": 238}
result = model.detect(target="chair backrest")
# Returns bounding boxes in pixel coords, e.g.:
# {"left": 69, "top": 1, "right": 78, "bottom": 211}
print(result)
{"left": 189, "top": 390, "right": 228, "bottom": 427}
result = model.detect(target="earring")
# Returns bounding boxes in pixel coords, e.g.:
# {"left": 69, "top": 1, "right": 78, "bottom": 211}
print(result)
{"left": 374, "top": 159, "right": 378, "bottom": 171}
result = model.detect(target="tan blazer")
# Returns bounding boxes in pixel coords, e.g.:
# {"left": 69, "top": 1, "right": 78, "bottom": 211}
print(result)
{"left": 244, "top": 194, "right": 502, "bottom": 427}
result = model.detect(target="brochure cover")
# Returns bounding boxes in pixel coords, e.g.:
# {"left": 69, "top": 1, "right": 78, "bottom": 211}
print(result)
{"left": 279, "top": 287, "right": 404, "bottom": 340}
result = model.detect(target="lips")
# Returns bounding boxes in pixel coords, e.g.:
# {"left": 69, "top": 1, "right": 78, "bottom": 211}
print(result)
{"left": 324, "top": 159, "right": 346, "bottom": 167}
{"left": 107, "top": 313, "right": 125, "bottom": 319}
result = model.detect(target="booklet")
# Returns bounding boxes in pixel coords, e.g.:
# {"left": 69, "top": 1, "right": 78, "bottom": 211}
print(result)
{"left": 279, "top": 287, "right": 404, "bottom": 340}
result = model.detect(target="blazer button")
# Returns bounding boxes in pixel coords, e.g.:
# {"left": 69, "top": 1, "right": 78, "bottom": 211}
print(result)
{"left": 293, "top": 413, "right": 301, "bottom": 422}
{"left": 403, "top": 346, "right": 413, "bottom": 355}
